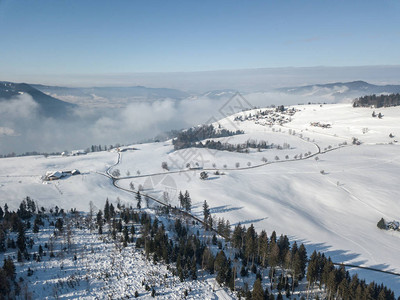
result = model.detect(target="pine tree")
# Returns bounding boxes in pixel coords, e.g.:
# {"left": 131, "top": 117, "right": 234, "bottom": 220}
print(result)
{"left": 33, "top": 218, "right": 39, "bottom": 233}
{"left": 3, "top": 204, "right": 9, "bottom": 221}
{"left": 0, "top": 227, "right": 5, "bottom": 252}
{"left": 307, "top": 251, "right": 318, "bottom": 296}
{"left": 203, "top": 200, "right": 210, "bottom": 229}
{"left": 214, "top": 250, "right": 227, "bottom": 273}
{"left": 245, "top": 224, "right": 257, "bottom": 265}
{"left": 191, "top": 257, "right": 197, "bottom": 280}
{"left": 178, "top": 191, "right": 185, "bottom": 209}
{"left": 110, "top": 203, "right": 115, "bottom": 219}
{"left": 96, "top": 210, "right": 103, "bottom": 225}
{"left": 17, "top": 250, "right": 23, "bottom": 262}
{"left": 224, "top": 220, "right": 231, "bottom": 240}
{"left": 3, "top": 257, "right": 16, "bottom": 280}
{"left": 232, "top": 223, "right": 244, "bottom": 249}
{"left": 298, "top": 243, "right": 307, "bottom": 278}
{"left": 104, "top": 199, "right": 110, "bottom": 222}
{"left": 338, "top": 278, "right": 350, "bottom": 299}
{"left": 55, "top": 218, "right": 63, "bottom": 232}
{"left": 0, "top": 268, "right": 10, "bottom": 296}
{"left": 123, "top": 226, "right": 129, "bottom": 244}
{"left": 252, "top": 278, "right": 264, "bottom": 300}
{"left": 16, "top": 223, "right": 26, "bottom": 253}
{"left": 269, "top": 242, "right": 280, "bottom": 268}
{"left": 184, "top": 190, "right": 191, "bottom": 212}
{"left": 377, "top": 218, "right": 386, "bottom": 229}
{"left": 136, "top": 191, "right": 142, "bottom": 209}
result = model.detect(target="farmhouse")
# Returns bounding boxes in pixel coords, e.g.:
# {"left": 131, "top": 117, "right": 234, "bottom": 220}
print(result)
{"left": 71, "top": 150, "right": 87, "bottom": 156}
{"left": 44, "top": 169, "right": 81, "bottom": 181}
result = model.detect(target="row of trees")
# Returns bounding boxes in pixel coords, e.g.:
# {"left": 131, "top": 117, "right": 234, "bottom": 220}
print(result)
{"left": 172, "top": 124, "right": 244, "bottom": 150}
{"left": 194, "top": 139, "right": 290, "bottom": 153}
{"left": 307, "top": 251, "right": 396, "bottom": 300}
{"left": 353, "top": 93, "right": 400, "bottom": 108}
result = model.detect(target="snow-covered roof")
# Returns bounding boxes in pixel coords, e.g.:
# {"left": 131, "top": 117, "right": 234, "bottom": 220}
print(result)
{"left": 45, "top": 170, "right": 63, "bottom": 178}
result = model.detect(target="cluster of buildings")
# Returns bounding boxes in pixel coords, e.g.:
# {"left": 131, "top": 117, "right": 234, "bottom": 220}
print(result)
{"left": 61, "top": 150, "right": 87, "bottom": 156}
{"left": 310, "top": 122, "right": 331, "bottom": 128}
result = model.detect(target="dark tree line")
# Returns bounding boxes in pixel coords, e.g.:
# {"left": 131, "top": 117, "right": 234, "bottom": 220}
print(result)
{"left": 172, "top": 124, "right": 243, "bottom": 150}
{"left": 0, "top": 197, "right": 398, "bottom": 299}
{"left": 307, "top": 251, "right": 396, "bottom": 300}
{"left": 193, "top": 139, "right": 289, "bottom": 153}
{"left": 215, "top": 222, "right": 398, "bottom": 299}
{"left": 0, "top": 198, "right": 70, "bottom": 298}
{"left": 353, "top": 93, "right": 400, "bottom": 108}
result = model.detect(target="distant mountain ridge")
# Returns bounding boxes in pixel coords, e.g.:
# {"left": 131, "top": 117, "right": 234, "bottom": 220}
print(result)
{"left": 0, "top": 81, "right": 76, "bottom": 118}
{"left": 200, "top": 89, "right": 238, "bottom": 99}
{"left": 32, "top": 84, "right": 190, "bottom": 101}
{"left": 277, "top": 80, "right": 400, "bottom": 101}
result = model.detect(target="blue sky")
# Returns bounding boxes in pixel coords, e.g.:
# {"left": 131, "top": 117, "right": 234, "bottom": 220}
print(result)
{"left": 0, "top": 0, "right": 399, "bottom": 79}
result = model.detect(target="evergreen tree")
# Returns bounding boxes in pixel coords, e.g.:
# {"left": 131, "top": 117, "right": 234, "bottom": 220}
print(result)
{"left": 298, "top": 243, "right": 307, "bottom": 278}
{"left": 338, "top": 278, "right": 350, "bottom": 299}
{"left": 0, "top": 227, "right": 5, "bottom": 252}
{"left": 191, "top": 257, "right": 197, "bottom": 280}
{"left": 17, "top": 250, "right": 23, "bottom": 262}
{"left": 3, "top": 204, "right": 9, "bottom": 221}
{"left": 96, "top": 210, "right": 103, "bottom": 225}
{"left": 178, "top": 191, "right": 185, "bottom": 209}
{"left": 110, "top": 203, "right": 115, "bottom": 219}
{"left": 269, "top": 242, "right": 280, "bottom": 268}
{"left": 104, "top": 199, "right": 110, "bottom": 222}
{"left": 203, "top": 200, "right": 210, "bottom": 229}
{"left": 224, "top": 220, "right": 231, "bottom": 240}
{"left": 55, "top": 218, "right": 63, "bottom": 232}
{"left": 252, "top": 278, "right": 264, "bottom": 300}
{"left": 232, "top": 223, "right": 244, "bottom": 249}
{"left": 245, "top": 224, "right": 257, "bottom": 265}
{"left": 136, "top": 191, "right": 142, "bottom": 209}
{"left": 377, "top": 218, "right": 386, "bottom": 229}
{"left": 184, "top": 190, "right": 191, "bottom": 212}
{"left": 3, "top": 257, "right": 16, "bottom": 280}
{"left": 16, "top": 223, "right": 26, "bottom": 253}
{"left": 33, "top": 218, "right": 40, "bottom": 233}
{"left": 214, "top": 250, "right": 227, "bottom": 273}
{"left": 0, "top": 268, "right": 10, "bottom": 297}
{"left": 123, "top": 226, "right": 129, "bottom": 243}
{"left": 259, "top": 230, "right": 269, "bottom": 267}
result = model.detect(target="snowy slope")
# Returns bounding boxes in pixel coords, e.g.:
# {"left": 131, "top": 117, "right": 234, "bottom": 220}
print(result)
{"left": 1, "top": 103, "right": 400, "bottom": 293}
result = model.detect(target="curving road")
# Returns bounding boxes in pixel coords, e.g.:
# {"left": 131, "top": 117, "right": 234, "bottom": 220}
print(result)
{"left": 99, "top": 140, "right": 400, "bottom": 280}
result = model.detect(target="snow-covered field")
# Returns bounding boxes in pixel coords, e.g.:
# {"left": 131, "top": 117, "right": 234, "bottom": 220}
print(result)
{"left": 1, "top": 103, "right": 400, "bottom": 294}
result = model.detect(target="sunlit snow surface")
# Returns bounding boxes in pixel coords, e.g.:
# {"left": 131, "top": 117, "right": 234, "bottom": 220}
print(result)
{"left": 1, "top": 103, "right": 400, "bottom": 293}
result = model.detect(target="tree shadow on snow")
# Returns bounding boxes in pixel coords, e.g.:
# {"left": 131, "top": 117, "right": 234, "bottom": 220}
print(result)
{"left": 286, "top": 238, "right": 400, "bottom": 292}
{"left": 232, "top": 217, "right": 268, "bottom": 227}
{"left": 209, "top": 205, "right": 244, "bottom": 214}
